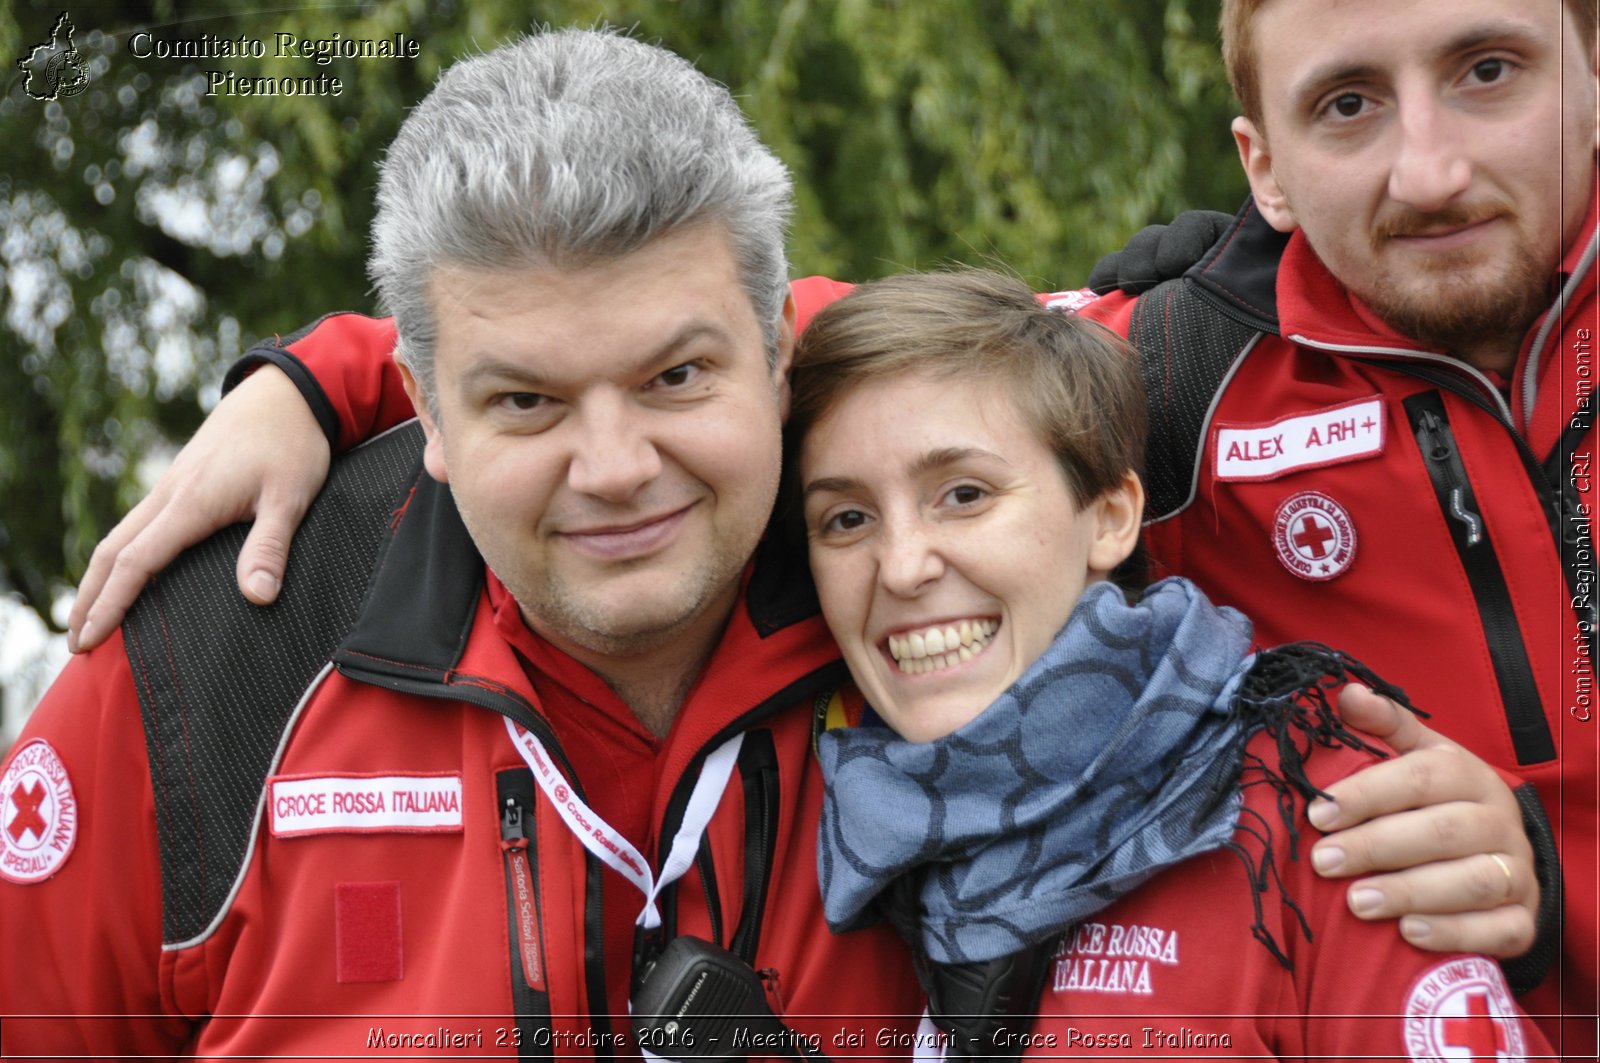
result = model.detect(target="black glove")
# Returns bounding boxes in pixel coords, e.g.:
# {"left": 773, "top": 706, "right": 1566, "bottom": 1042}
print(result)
{"left": 1086, "top": 209, "right": 1234, "bottom": 295}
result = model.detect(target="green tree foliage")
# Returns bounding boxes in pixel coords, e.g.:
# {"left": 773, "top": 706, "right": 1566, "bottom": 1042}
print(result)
{"left": 0, "top": 0, "right": 1243, "bottom": 632}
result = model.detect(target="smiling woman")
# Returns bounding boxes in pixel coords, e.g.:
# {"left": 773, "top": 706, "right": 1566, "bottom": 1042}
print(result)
{"left": 788, "top": 269, "right": 1145, "bottom": 744}
{"left": 786, "top": 268, "right": 1553, "bottom": 1061}
{"left": 798, "top": 367, "right": 1141, "bottom": 742}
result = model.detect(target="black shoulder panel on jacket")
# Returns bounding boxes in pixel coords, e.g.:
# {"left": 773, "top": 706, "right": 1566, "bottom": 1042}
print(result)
{"left": 331, "top": 470, "right": 482, "bottom": 679}
{"left": 122, "top": 420, "right": 427, "bottom": 946}
{"left": 1185, "top": 197, "right": 1289, "bottom": 333}
{"left": 1129, "top": 279, "right": 1262, "bottom": 523}
{"left": 745, "top": 532, "right": 822, "bottom": 638}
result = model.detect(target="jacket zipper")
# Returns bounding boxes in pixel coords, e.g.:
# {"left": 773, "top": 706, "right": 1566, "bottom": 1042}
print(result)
{"left": 676, "top": 735, "right": 782, "bottom": 964}
{"left": 1405, "top": 393, "right": 1555, "bottom": 764}
{"left": 640, "top": 661, "right": 850, "bottom": 976}
{"left": 1414, "top": 409, "right": 1486, "bottom": 546}
{"left": 498, "top": 777, "right": 552, "bottom": 1061}
{"left": 336, "top": 665, "right": 616, "bottom": 1060}
{"left": 694, "top": 843, "right": 722, "bottom": 947}
{"left": 729, "top": 731, "right": 781, "bottom": 965}
{"left": 1389, "top": 360, "right": 1595, "bottom": 665}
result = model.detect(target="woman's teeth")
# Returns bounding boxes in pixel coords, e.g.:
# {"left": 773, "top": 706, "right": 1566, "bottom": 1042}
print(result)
{"left": 887, "top": 619, "right": 997, "bottom": 674}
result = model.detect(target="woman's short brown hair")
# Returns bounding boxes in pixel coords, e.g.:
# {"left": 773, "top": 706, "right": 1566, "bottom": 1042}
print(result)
{"left": 786, "top": 268, "right": 1146, "bottom": 509}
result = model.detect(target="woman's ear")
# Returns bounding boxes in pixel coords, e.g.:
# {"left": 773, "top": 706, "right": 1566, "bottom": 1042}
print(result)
{"left": 1087, "top": 471, "right": 1145, "bottom": 577}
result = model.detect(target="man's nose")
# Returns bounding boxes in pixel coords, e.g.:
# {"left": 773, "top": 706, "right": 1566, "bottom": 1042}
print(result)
{"left": 566, "top": 397, "right": 663, "bottom": 501}
{"left": 1388, "top": 94, "right": 1473, "bottom": 212}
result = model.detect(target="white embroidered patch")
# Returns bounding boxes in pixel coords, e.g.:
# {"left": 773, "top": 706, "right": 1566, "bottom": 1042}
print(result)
{"left": 1273, "top": 491, "right": 1357, "bottom": 581}
{"left": 269, "top": 773, "right": 464, "bottom": 837}
{"left": 1042, "top": 288, "right": 1101, "bottom": 314}
{"left": 1403, "top": 956, "right": 1527, "bottom": 1061}
{"left": 0, "top": 739, "right": 78, "bottom": 884}
{"left": 1215, "top": 397, "right": 1385, "bottom": 482}
{"left": 1049, "top": 920, "right": 1180, "bottom": 998}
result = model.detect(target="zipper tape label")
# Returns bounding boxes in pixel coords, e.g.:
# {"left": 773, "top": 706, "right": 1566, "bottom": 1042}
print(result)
{"left": 504, "top": 718, "right": 743, "bottom": 930}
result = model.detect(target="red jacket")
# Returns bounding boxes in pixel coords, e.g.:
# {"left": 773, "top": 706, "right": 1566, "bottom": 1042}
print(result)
{"left": 86, "top": 188, "right": 1596, "bottom": 1048}
{"left": 1019, "top": 733, "right": 1552, "bottom": 1061}
{"left": 0, "top": 423, "right": 921, "bottom": 1057}
{"left": 1075, "top": 195, "right": 1599, "bottom": 1050}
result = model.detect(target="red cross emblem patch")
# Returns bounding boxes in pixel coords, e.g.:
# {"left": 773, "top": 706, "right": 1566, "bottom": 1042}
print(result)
{"left": 1403, "top": 956, "right": 1527, "bottom": 1061}
{"left": 1273, "top": 491, "right": 1357, "bottom": 581}
{"left": 0, "top": 739, "right": 77, "bottom": 884}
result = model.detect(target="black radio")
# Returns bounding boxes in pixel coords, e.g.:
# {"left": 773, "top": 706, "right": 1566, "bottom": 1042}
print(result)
{"left": 630, "top": 936, "right": 821, "bottom": 1061}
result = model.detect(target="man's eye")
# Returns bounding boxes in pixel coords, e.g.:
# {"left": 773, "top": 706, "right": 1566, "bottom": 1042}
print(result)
{"left": 1329, "top": 93, "right": 1366, "bottom": 118}
{"left": 653, "top": 363, "right": 700, "bottom": 388}
{"left": 1469, "top": 58, "right": 1506, "bottom": 84}
{"left": 501, "top": 393, "right": 547, "bottom": 411}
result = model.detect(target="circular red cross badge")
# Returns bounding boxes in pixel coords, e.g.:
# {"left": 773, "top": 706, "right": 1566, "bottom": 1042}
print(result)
{"left": 1403, "top": 956, "right": 1526, "bottom": 1061}
{"left": 0, "top": 739, "right": 78, "bottom": 884}
{"left": 1273, "top": 491, "right": 1357, "bottom": 581}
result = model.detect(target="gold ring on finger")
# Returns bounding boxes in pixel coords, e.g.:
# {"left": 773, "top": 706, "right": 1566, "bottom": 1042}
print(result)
{"left": 1489, "top": 852, "right": 1515, "bottom": 901}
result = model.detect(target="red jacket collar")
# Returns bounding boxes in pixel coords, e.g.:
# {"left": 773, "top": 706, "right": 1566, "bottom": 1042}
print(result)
{"left": 1561, "top": 174, "right": 1600, "bottom": 277}
{"left": 1275, "top": 233, "right": 1443, "bottom": 355}
{"left": 483, "top": 562, "right": 843, "bottom": 811}
{"left": 1274, "top": 180, "right": 1600, "bottom": 359}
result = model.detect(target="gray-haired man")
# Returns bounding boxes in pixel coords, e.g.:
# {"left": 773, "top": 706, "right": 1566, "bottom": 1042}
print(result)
{"left": 1, "top": 30, "right": 919, "bottom": 1055}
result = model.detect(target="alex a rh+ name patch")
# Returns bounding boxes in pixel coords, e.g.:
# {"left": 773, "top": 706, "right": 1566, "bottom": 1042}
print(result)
{"left": 1215, "top": 397, "right": 1385, "bottom": 482}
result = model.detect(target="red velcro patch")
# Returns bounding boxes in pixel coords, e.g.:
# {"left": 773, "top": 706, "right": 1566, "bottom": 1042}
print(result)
{"left": 334, "top": 881, "right": 403, "bottom": 984}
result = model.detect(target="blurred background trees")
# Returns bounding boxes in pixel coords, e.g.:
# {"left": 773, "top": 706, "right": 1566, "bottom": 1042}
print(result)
{"left": 0, "top": 0, "right": 1243, "bottom": 645}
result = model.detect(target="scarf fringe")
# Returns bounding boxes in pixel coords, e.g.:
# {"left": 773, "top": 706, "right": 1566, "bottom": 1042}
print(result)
{"left": 1216, "top": 642, "right": 1425, "bottom": 970}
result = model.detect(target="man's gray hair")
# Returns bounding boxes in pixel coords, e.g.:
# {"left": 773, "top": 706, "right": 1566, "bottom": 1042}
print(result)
{"left": 370, "top": 29, "right": 795, "bottom": 400}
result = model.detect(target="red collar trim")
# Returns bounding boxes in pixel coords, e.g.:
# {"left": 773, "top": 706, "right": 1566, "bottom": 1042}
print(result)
{"left": 484, "top": 570, "right": 656, "bottom": 745}
{"left": 482, "top": 564, "right": 839, "bottom": 800}
{"left": 1275, "top": 174, "right": 1600, "bottom": 354}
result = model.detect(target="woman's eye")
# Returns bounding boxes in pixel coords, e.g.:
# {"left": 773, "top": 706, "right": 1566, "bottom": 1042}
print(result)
{"left": 822, "top": 508, "right": 871, "bottom": 534}
{"left": 945, "top": 484, "right": 987, "bottom": 506}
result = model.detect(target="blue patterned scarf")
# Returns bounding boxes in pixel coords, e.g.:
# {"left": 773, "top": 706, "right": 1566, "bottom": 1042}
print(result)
{"left": 816, "top": 577, "right": 1259, "bottom": 965}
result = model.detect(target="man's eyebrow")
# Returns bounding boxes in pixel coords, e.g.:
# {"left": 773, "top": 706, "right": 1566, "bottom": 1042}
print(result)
{"left": 1436, "top": 19, "right": 1550, "bottom": 59}
{"left": 457, "top": 356, "right": 553, "bottom": 393}
{"left": 801, "top": 447, "right": 1008, "bottom": 501}
{"left": 1288, "top": 19, "right": 1548, "bottom": 108}
{"left": 455, "top": 322, "right": 734, "bottom": 393}
{"left": 1289, "top": 60, "right": 1380, "bottom": 109}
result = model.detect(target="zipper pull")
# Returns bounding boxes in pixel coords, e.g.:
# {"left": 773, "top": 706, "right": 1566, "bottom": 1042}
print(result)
{"left": 1416, "top": 411, "right": 1484, "bottom": 546}
{"left": 500, "top": 796, "right": 528, "bottom": 850}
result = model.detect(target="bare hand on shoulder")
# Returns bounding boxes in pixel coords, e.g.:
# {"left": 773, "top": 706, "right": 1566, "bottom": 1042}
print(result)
{"left": 67, "top": 367, "right": 330, "bottom": 652}
{"left": 1307, "top": 685, "right": 1537, "bottom": 958}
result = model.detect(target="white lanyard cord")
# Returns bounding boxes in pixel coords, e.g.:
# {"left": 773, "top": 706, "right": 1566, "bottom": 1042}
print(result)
{"left": 503, "top": 717, "right": 744, "bottom": 930}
